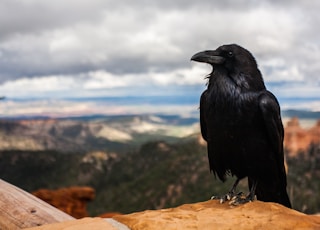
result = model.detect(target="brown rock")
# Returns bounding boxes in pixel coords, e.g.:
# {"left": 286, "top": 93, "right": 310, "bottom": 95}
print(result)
{"left": 32, "top": 187, "right": 95, "bottom": 218}
{"left": 113, "top": 200, "right": 320, "bottom": 230}
{"left": 284, "top": 117, "right": 320, "bottom": 156}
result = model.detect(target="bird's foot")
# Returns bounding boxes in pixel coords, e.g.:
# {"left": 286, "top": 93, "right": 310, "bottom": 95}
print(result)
{"left": 211, "top": 191, "right": 244, "bottom": 204}
{"left": 228, "top": 193, "right": 257, "bottom": 206}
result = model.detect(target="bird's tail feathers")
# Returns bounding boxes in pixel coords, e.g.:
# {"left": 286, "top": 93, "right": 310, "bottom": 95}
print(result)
{"left": 254, "top": 182, "right": 291, "bottom": 208}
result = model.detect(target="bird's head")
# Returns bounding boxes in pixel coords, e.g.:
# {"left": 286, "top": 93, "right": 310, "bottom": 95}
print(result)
{"left": 191, "top": 44, "right": 265, "bottom": 90}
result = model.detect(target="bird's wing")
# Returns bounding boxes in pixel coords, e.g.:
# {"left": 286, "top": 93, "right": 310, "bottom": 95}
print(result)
{"left": 258, "top": 91, "right": 284, "bottom": 154}
{"left": 200, "top": 90, "right": 208, "bottom": 142}
{"left": 258, "top": 90, "right": 292, "bottom": 207}
{"left": 258, "top": 91, "right": 286, "bottom": 182}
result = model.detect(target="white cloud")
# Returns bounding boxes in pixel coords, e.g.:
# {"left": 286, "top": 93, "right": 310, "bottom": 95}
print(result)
{"left": 0, "top": 76, "right": 78, "bottom": 95}
{"left": 0, "top": 0, "right": 319, "bottom": 113}
{"left": 0, "top": 1, "right": 312, "bottom": 79}
{"left": 0, "top": 98, "right": 199, "bottom": 117}
{"left": 0, "top": 64, "right": 208, "bottom": 98}
{"left": 271, "top": 82, "right": 320, "bottom": 99}
{"left": 84, "top": 71, "right": 135, "bottom": 89}
{"left": 260, "top": 58, "right": 304, "bottom": 82}
{"left": 0, "top": 99, "right": 97, "bottom": 117}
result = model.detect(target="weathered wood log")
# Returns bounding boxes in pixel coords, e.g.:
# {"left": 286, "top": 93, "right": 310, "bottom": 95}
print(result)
{"left": 0, "top": 179, "right": 74, "bottom": 229}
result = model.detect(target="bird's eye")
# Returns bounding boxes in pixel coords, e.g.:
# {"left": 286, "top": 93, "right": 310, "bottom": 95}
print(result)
{"left": 228, "top": 51, "right": 233, "bottom": 57}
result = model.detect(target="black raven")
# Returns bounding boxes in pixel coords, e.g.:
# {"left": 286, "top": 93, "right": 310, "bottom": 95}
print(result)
{"left": 191, "top": 44, "right": 291, "bottom": 208}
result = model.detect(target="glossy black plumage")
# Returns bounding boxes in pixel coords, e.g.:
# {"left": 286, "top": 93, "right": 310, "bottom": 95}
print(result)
{"left": 192, "top": 44, "right": 291, "bottom": 208}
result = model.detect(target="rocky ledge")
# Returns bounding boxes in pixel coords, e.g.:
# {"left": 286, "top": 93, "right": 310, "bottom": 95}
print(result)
{"left": 29, "top": 200, "right": 320, "bottom": 230}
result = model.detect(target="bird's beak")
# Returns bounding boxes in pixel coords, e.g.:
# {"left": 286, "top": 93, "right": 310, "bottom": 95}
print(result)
{"left": 191, "top": 50, "right": 225, "bottom": 65}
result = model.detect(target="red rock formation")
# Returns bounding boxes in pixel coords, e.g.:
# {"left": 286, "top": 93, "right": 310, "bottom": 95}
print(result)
{"left": 309, "top": 120, "right": 320, "bottom": 145}
{"left": 284, "top": 117, "right": 320, "bottom": 157}
{"left": 32, "top": 187, "right": 95, "bottom": 218}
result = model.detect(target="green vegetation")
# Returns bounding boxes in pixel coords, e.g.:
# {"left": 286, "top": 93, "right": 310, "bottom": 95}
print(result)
{"left": 0, "top": 138, "right": 319, "bottom": 215}
{"left": 286, "top": 143, "right": 320, "bottom": 214}
{"left": 0, "top": 150, "right": 83, "bottom": 191}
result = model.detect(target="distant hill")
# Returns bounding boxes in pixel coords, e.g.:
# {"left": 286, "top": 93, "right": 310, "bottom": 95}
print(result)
{"left": 282, "top": 109, "right": 320, "bottom": 119}
{"left": 1, "top": 108, "right": 319, "bottom": 216}
{"left": 0, "top": 112, "right": 319, "bottom": 153}
{"left": 0, "top": 115, "right": 199, "bottom": 153}
{"left": 0, "top": 119, "right": 128, "bottom": 153}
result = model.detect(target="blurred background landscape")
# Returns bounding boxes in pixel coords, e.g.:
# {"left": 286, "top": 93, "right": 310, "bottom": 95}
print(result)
{"left": 0, "top": 112, "right": 319, "bottom": 217}
{"left": 0, "top": 0, "right": 320, "bottom": 218}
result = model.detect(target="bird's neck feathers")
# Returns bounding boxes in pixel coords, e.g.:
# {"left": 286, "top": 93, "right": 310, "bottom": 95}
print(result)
{"left": 208, "top": 67, "right": 265, "bottom": 93}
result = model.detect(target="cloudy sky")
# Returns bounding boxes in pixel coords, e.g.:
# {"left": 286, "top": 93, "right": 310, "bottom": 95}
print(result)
{"left": 0, "top": 0, "right": 320, "bottom": 116}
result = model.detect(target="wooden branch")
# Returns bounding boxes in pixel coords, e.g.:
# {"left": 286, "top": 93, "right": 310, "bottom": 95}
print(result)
{"left": 0, "top": 179, "right": 74, "bottom": 229}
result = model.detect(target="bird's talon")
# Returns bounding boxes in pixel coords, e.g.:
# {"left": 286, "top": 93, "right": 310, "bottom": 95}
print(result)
{"left": 210, "top": 195, "right": 216, "bottom": 200}
{"left": 230, "top": 199, "right": 241, "bottom": 206}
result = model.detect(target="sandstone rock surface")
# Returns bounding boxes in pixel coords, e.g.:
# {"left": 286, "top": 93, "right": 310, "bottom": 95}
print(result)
{"left": 27, "top": 200, "right": 320, "bottom": 230}
{"left": 114, "top": 200, "right": 320, "bottom": 230}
